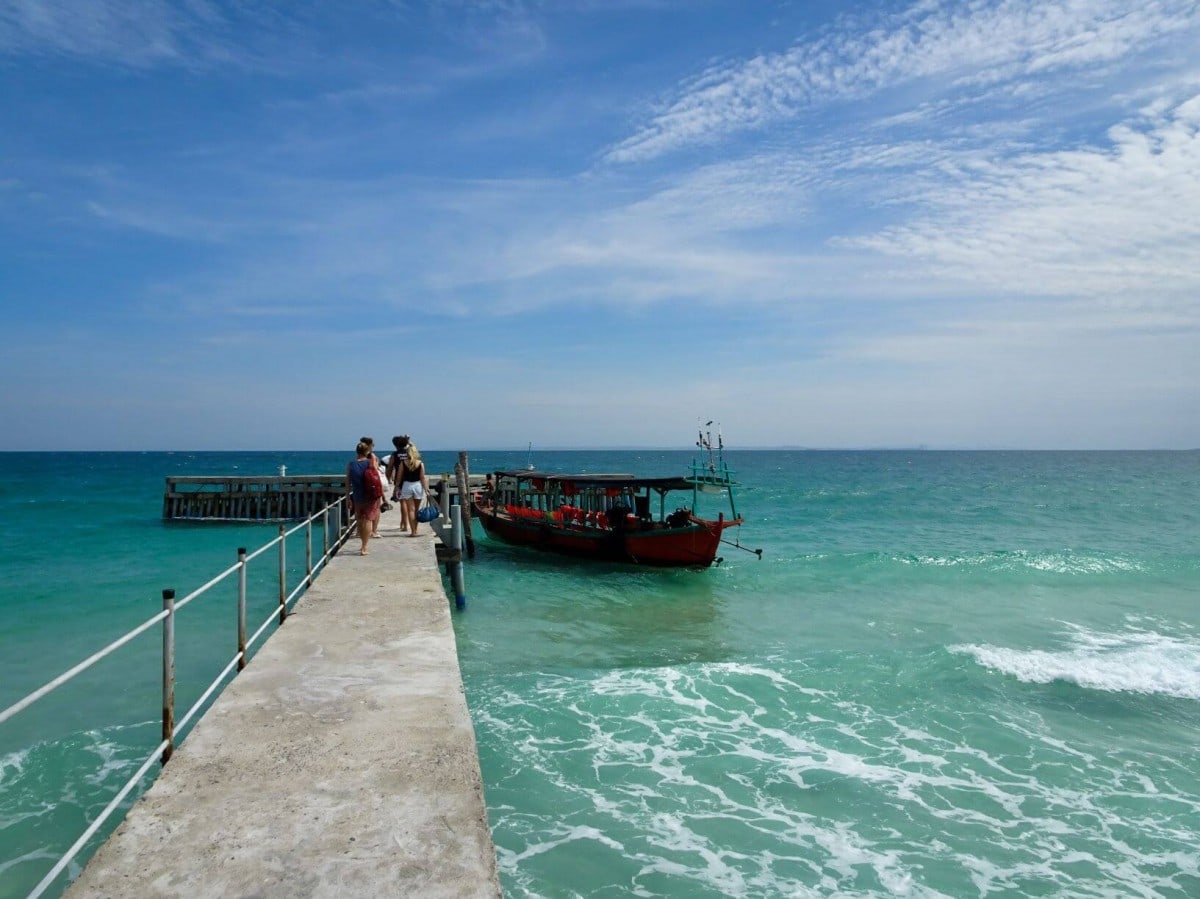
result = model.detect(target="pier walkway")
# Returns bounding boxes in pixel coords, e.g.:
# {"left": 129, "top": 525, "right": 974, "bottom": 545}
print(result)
{"left": 67, "top": 510, "right": 501, "bottom": 898}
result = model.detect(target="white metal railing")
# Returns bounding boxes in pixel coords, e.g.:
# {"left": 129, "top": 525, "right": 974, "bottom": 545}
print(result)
{"left": 0, "top": 496, "right": 355, "bottom": 899}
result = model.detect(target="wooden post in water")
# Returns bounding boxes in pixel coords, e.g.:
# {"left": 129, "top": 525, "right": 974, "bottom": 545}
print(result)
{"left": 449, "top": 505, "right": 466, "bottom": 610}
{"left": 456, "top": 452, "right": 475, "bottom": 560}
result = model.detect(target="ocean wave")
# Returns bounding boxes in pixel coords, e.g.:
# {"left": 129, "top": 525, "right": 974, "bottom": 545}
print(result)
{"left": 899, "top": 550, "right": 1145, "bottom": 575}
{"left": 0, "top": 722, "right": 157, "bottom": 894}
{"left": 0, "top": 745, "right": 31, "bottom": 783}
{"left": 952, "top": 624, "right": 1200, "bottom": 700}
{"left": 477, "top": 657, "right": 1200, "bottom": 897}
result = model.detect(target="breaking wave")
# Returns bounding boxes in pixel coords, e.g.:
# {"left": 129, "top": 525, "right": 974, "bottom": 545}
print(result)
{"left": 475, "top": 656, "right": 1200, "bottom": 897}
{"left": 953, "top": 623, "right": 1200, "bottom": 700}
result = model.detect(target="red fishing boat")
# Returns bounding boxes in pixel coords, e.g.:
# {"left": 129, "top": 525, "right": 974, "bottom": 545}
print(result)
{"left": 472, "top": 426, "right": 757, "bottom": 568}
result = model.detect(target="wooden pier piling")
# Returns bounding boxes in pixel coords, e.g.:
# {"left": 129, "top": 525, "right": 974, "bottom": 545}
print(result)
{"left": 163, "top": 475, "right": 348, "bottom": 521}
{"left": 163, "top": 470, "right": 488, "bottom": 524}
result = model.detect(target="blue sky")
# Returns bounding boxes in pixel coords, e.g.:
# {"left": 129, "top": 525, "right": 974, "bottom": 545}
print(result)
{"left": 2, "top": 0, "right": 1198, "bottom": 451}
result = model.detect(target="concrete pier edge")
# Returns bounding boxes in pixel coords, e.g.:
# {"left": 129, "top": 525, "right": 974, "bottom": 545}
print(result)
{"left": 66, "top": 508, "right": 501, "bottom": 898}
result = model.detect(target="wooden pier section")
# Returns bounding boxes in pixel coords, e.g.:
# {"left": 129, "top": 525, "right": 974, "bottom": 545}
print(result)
{"left": 163, "top": 475, "right": 349, "bottom": 521}
{"left": 67, "top": 513, "right": 501, "bottom": 898}
{"left": 163, "top": 471, "right": 488, "bottom": 525}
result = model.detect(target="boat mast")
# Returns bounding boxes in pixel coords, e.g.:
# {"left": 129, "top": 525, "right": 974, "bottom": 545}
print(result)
{"left": 699, "top": 421, "right": 716, "bottom": 475}
{"left": 690, "top": 419, "right": 739, "bottom": 520}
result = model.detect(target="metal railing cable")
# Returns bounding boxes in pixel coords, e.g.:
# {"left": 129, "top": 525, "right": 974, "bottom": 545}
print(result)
{"left": 173, "top": 653, "right": 244, "bottom": 737}
{"left": 173, "top": 559, "right": 244, "bottom": 613}
{"left": 0, "top": 611, "right": 170, "bottom": 727}
{"left": 27, "top": 739, "right": 172, "bottom": 899}
{"left": 3, "top": 495, "right": 355, "bottom": 899}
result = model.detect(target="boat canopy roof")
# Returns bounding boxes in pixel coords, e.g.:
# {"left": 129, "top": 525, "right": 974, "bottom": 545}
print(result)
{"left": 492, "top": 470, "right": 697, "bottom": 492}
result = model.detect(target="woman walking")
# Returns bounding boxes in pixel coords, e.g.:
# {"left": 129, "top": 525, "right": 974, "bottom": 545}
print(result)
{"left": 345, "top": 441, "right": 380, "bottom": 555}
{"left": 397, "top": 442, "right": 430, "bottom": 536}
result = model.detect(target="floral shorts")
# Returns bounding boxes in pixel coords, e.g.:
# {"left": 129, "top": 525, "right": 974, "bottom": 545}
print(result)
{"left": 353, "top": 498, "right": 380, "bottom": 522}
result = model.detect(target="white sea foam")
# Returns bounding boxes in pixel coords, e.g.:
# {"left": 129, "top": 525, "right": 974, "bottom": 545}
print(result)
{"left": 0, "top": 847, "right": 58, "bottom": 880}
{"left": 0, "top": 746, "right": 31, "bottom": 784}
{"left": 481, "top": 653, "right": 1200, "bottom": 898}
{"left": 81, "top": 729, "right": 138, "bottom": 787}
{"left": 501, "top": 823, "right": 626, "bottom": 865}
{"left": 904, "top": 550, "right": 1144, "bottom": 574}
{"left": 953, "top": 624, "right": 1200, "bottom": 700}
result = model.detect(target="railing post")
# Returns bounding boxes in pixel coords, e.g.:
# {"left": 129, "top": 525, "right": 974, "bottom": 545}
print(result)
{"left": 322, "top": 505, "right": 330, "bottom": 558}
{"left": 278, "top": 524, "right": 287, "bottom": 624}
{"left": 305, "top": 519, "right": 313, "bottom": 587}
{"left": 237, "top": 547, "right": 248, "bottom": 671}
{"left": 162, "top": 589, "right": 175, "bottom": 765}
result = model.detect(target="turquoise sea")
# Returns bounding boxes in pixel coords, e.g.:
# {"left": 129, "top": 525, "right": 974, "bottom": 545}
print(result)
{"left": 2, "top": 450, "right": 1199, "bottom": 897}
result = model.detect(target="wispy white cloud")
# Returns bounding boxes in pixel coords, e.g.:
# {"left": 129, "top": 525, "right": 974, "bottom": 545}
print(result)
{"left": 604, "top": 0, "right": 1199, "bottom": 163}
{"left": 845, "top": 94, "right": 1200, "bottom": 307}
{"left": 6, "top": 0, "right": 1199, "bottom": 450}
{"left": 0, "top": 0, "right": 246, "bottom": 68}
{"left": 426, "top": 0, "right": 548, "bottom": 57}
{"left": 122, "top": 84, "right": 1196, "bottom": 328}
{"left": 0, "top": 0, "right": 565, "bottom": 76}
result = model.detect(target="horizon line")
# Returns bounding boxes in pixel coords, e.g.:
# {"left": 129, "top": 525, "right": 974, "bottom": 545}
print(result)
{"left": 3, "top": 446, "right": 1197, "bottom": 454}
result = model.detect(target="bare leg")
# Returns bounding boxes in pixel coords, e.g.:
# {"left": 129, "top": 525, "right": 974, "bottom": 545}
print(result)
{"left": 403, "top": 498, "right": 418, "bottom": 535}
{"left": 357, "top": 516, "right": 372, "bottom": 554}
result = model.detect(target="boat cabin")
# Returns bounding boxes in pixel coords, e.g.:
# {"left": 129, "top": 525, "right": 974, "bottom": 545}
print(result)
{"left": 484, "top": 470, "right": 701, "bottom": 531}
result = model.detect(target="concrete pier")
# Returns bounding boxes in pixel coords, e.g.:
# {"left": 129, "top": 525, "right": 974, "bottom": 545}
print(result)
{"left": 67, "top": 510, "right": 501, "bottom": 898}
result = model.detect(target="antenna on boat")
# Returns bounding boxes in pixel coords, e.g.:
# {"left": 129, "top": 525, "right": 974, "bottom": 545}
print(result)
{"left": 687, "top": 419, "right": 759, "bottom": 557}
{"left": 696, "top": 419, "right": 720, "bottom": 475}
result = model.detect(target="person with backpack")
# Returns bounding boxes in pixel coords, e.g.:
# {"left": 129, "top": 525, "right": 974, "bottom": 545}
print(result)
{"left": 346, "top": 441, "right": 383, "bottom": 555}
{"left": 359, "top": 436, "right": 392, "bottom": 529}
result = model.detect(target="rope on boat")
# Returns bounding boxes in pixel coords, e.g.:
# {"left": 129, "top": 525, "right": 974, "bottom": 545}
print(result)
{"left": 721, "top": 535, "right": 763, "bottom": 559}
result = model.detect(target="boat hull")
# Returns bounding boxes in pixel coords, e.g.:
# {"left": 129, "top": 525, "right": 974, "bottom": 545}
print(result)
{"left": 473, "top": 504, "right": 737, "bottom": 568}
